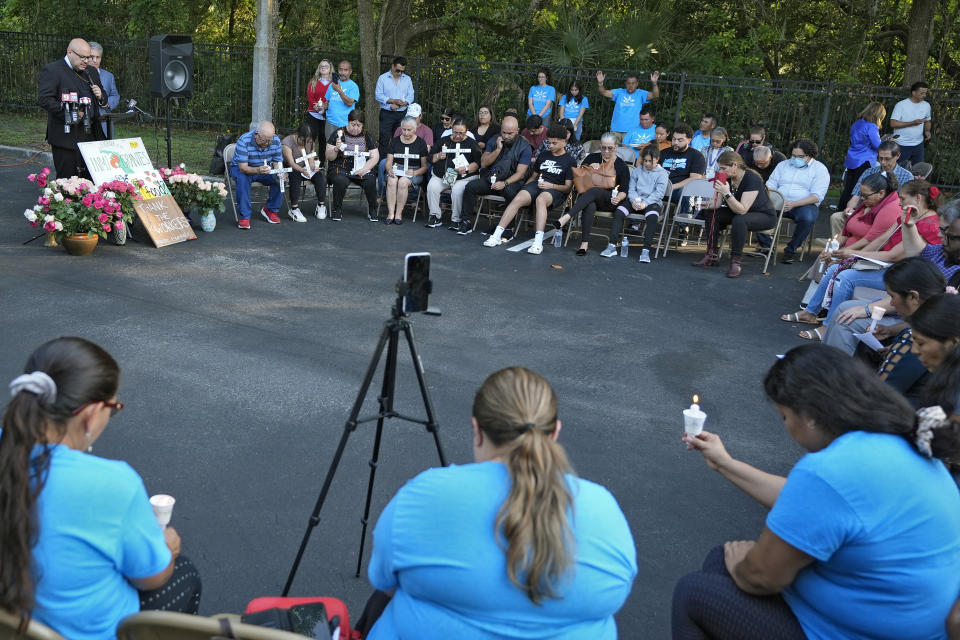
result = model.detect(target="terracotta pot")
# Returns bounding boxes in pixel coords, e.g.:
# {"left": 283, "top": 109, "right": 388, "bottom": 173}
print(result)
{"left": 62, "top": 233, "right": 99, "bottom": 256}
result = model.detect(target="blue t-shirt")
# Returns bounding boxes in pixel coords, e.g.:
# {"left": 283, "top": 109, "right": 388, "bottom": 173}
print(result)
{"left": 30, "top": 444, "right": 171, "bottom": 640}
{"left": 609, "top": 88, "right": 648, "bottom": 133}
{"left": 623, "top": 124, "right": 656, "bottom": 147}
{"left": 528, "top": 85, "right": 557, "bottom": 117}
{"left": 689, "top": 130, "right": 712, "bottom": 151}
{"left": 767, "top": 431, "right": 960, "bottom": 640}
{"left": 326, "top": 79, "right": 361, "bottom": 127}
{"left": 368, "top": 462, "right": 637, "bottom": 640}
{"left": 558, "top": 94, "right": 589, "bottom": 121}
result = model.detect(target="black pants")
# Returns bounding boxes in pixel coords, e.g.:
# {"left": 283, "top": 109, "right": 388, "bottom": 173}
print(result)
{"left": 378, "top": 109, "right": 405, "bottom": 155}
{"left": 52, "top": 145, "right": 88, "bottom": 180}
{"left": 570, "top": 188, "right": 618, "bottom": 241}
{"left": 702, "top": 207, "right": 776, "bottom": 256}
{"left": 331, "top": 171, "right": 378, "bottom": 214}
{"left": 615, "top": 202, "right": 662, "bottom": 247}
{"left": 288, "top": 168, "right": 326, "bottom": 207}
{"left": 461, "top": 178, "right": 524, "bottom": 221}
{"left": 672, "top": 546, "right": 806, "bottom": 640}
{"left": 305, "top": 116, "right": 325, "bottom": 145}
{"left": 838, "top": 161, "right": 870, "bottom": 211}
{"left": 138, "top": 555, "right": 202, "bottom": 614}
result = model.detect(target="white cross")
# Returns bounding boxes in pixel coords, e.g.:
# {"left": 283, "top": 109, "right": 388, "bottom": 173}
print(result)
{"left": 296, "top": 147, "right": 317, "bottom": 178}
{"left": 443, "top": 142, "right": 470, "bottom": 170}
{"left": 345, "top": 144, "right": 371, "bottom": 173}
{"left": 394, "top": 145, "right": 419, "bottom": 176}
{"left": 268, "top": 161, "right": 292, "bottom": 193}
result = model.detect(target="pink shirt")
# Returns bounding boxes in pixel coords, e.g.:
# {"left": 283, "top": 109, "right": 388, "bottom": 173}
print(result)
{"left": 842, "top": 193, "right": 901, "bottom": 246}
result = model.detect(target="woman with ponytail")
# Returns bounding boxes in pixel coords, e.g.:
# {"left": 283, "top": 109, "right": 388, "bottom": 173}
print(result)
{"left": 0, "top": 337, "right": 200, "bottom": 639}
{"left": 364, "top": 367, "right": 636, "bottom": 639}
{"left": 673, "top": 344, "right": 960, "bottom": 640}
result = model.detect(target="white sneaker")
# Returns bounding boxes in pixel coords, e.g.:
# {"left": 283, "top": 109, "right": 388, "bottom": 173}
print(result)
{"left": 483, "top": 236, "right": 501, "bottom": 247}
{"left": 600, "top": 244, "right": 618, "bottom": 258}
{"left": 639, "top": 248, "right": 651, "bottom": 263}
{"left": 288, "top": 207, "right": 306, "bottom": 222}
{"left": 315, "top": 204, "right": 327, "bottom": 220}
{"left": 527, "top": 243, "right": 543, "bottom": 255}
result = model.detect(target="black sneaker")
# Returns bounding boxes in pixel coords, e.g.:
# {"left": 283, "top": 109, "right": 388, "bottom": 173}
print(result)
{"left": 456, "top": 220, "right": 473, "bottom": 236}
{"left": 447, "top": 221, "right": 461, "bottom": 231}
{"left": 425, "top": 215, "right": 442, "bottom": 228}
{"left": 367, "top": 209, "right": 379, "bottom": 222}
{"left": 330, "top": 210, "right": 342, "bottom": 221}
{"left": 502, "top": 227, "right": 515, "bottom": 241}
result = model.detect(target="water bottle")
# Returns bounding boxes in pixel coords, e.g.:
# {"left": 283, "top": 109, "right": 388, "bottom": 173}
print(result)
{"left": 612, "top": 186, "right": 620, "bottom": 201}
{"left": 620, "top": 236, "right": 629, "bottom": 258}
{"left": 553, "top": 227, "right": 563, "bottom": 248}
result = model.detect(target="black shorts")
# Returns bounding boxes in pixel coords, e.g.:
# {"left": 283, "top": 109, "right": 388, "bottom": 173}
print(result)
{"left": 520, "top": 183, "right": 566, "bottom": 208}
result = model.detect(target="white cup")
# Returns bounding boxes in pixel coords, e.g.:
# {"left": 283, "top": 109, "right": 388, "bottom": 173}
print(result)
{"left": 683, "top": 408, "right": 707, "bottom": 440}
{"left": 149, "top": 494, "right": 175, "bottom": 528}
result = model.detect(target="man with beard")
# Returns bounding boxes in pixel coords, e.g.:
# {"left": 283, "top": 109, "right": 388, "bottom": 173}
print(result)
{"left": 659, "top": 124, "right": 706, "bottom": 213}
{"left": 455, "top": 115, "right": 532, "bottom": 235}
{"left": 902, "top": 199, "right": 960, "bottom": 285}
{"left": 37, "top": 37, "right": 108, "bottom": 178}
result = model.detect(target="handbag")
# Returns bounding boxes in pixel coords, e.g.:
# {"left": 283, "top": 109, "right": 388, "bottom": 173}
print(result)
{"left": 572, "top": 157, "right": 617, "bottom": 193}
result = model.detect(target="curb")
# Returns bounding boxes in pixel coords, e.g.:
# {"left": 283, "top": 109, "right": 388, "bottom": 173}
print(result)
{"left": 0, "top": 145, "right": 223, "bottom": 183}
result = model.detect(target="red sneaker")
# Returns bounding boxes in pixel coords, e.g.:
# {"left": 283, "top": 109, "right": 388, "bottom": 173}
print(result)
{"left": 237, "top": 218, "right": 251, "bottom": 230}
{"left": 261, "top": 208, "right": 280, "bottom": 224}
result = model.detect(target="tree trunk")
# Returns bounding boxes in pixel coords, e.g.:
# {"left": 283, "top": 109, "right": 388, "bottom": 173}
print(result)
{"left": 358, "top": 0, "right": 380, "bottom": 139}
{"left": 251, "top": 0, "right": 279, "bottom": 129}
{"left": 902, "top": 0, "right": 940, "bottom": 87}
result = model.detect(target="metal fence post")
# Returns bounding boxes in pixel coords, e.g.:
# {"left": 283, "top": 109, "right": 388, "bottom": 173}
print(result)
{"left": 295, "top": 50, "right": 302, "bottom": 128}
{"left": 674, "top": 72, "right": 687, "bottom": 128}
{"left": 817, "top": 80, "right": 834, "bottom": 152}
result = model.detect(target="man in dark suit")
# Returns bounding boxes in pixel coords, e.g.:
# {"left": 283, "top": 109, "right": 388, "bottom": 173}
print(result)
{"left": 37, "top": 38, "right": 108, "bottom": 178}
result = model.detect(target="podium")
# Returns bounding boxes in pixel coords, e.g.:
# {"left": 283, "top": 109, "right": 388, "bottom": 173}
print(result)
{"left": 100, "top": 111, "right": 136, "bottom": 140}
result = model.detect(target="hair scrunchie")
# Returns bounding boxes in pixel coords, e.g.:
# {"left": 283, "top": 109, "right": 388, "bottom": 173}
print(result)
{"left": 9, "top": 371, "right": 58, "bottom": 405}
{"left": 929, "top": 185, "right": 940, "bottom": 199}
{"left": 915, "top": 405, "right": 948, "bottom": 458}
{"left": 946, "top": 286, "right": 959, "bottom": 295}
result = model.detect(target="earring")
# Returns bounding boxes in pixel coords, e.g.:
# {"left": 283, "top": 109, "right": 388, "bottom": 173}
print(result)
{"left": 85, "top": 431, "right": 93, "bottom": 453}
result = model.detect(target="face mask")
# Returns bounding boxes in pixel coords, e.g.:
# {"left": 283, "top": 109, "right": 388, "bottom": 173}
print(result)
{"left": 790, "top": 157, "right": 806, "bottom": 169}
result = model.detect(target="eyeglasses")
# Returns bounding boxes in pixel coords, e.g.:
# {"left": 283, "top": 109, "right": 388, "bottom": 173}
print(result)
{"left": 877, "top": 155, "right": 894, "bottom": 162}
{"left": 70, "top": 51, "right": 93, "bottom": 60}
{"left": 72, "top": 400, "right": 124, "bottom": 417}
{"left": 749, "top": 138, "right": 763, "bottom": 144}
{"left": 441, "top": 116, "right": 452, "bottom": 122}
{"left": 860, "top": 190, "right": 877, "bottom": 198}
{"left": 600, "top": 145, "right": 617, "bottom": 151}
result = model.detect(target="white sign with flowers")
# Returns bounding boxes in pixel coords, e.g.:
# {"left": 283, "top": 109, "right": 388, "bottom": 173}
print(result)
{"left": 78, "top": 137, "right": 169, "bottom": 199}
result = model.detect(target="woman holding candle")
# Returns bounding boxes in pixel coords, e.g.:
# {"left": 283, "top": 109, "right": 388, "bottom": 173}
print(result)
{"left": 0, "top": 337, "right": 201, "bottom": 639}
{"left": 305, "top": 59, "right": 334, "bottom": 143}
{"left": 672, "top": 344, "right": 960, "bottom": 640}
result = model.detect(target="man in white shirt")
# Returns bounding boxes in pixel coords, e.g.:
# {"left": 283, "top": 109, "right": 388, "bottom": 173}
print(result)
{"left": 889, "top": 81, "right": 931, "bottom": 168}
{"left": 763, "top": 139, "right": 830, "bottom": 263}
{"left": 375, "top": 56, "right": 415, "bottom": 153}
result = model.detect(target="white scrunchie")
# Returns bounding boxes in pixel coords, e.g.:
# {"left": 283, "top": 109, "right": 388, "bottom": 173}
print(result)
{"left": 9, "top": 371, "right": 58, "bottom": 405}
{"left": 915, "top": 405, "right": 948, "bottom": 458}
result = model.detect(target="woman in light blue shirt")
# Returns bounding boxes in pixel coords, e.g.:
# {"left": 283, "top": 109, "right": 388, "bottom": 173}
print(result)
{"left": 558, "top": 80, "right": 589, "bottom": 141}
{"left": 365, "top": 367, "right": 637, "bottom": 639}
{"left": 527, "top": 67, "right": 557, "bottom": 126}
{"left": 674, "top": 344, "right": 960, "bottom": 640}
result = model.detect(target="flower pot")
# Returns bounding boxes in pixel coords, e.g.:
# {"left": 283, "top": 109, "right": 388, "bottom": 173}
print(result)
{"left": 62, "top": 233, "right": 99, "bottom": 256}
{"left": 200, "top": 209, "right": 217, "bottom": 232}
{"left": 43, "top": 231, "right": 59, "bottom": 248}
{"left": 110, "top": 223, "right": 127, "bottom": 246}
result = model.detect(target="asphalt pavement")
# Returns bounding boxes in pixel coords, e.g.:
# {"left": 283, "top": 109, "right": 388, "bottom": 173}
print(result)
{"left": 0, "top": 148, "right": 823, "bottom": 638}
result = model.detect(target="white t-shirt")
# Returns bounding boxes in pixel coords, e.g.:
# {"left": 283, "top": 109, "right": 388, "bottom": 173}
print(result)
{"left": 890, "top": 98, "right": 930, "bottom": 146}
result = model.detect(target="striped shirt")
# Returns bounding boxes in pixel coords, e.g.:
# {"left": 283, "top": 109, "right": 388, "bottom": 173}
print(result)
{"left": 230, "top": 130, "right": 282, "bottom": 169}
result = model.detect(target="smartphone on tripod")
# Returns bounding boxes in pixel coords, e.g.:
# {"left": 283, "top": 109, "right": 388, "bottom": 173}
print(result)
{"left": 403, "top": 252, "right": 430, "bottom": 314}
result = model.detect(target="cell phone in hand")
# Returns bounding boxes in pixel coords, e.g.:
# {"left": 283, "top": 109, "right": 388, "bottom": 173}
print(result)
{"left": 714, "top": 171, "right": 728, "bottom": 184}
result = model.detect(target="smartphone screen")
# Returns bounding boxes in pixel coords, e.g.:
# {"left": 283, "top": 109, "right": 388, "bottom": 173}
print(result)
{"left": 403, "top": 252, "right": 430, "bottom": 313}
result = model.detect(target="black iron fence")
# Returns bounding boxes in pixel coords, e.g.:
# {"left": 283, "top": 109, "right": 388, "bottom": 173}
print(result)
{"left": 4, "top": 31, "right": 959, "bottom": 187}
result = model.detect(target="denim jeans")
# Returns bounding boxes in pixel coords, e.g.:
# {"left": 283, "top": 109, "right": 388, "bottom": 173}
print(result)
{"left": 897, "top": 143, "right": 924, "bottom": 168}
{"left": 808, "top": 264, "right": 888, "bottom": 326}
{"left": 757, "top": 203, "right": 819, "bottom": 252}
{"left": 229, "top": 166, "right": 283, "bottom": 219}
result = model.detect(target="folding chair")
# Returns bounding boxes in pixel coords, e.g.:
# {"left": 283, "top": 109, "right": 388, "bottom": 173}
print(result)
{"left": 563, "top": 188, "right": 619, "bottom": 248}
{"left": 514, "top": 191, "right": 572, "bottom": 241}
{"left": 615, "top": 146, "right": 636, "bottom": 165}
{"left": 660, "top": 179, "right": 715, "bottom": 256}
{"left": 378, "top": 179, "right": 425, "bottom": 221}
{"left": 619, "top": 181, "right": 674, "bottom": 256}
{"left": 0, "top": 610, "right": 66, "bottom": 640}
{"left": 116, "top": 611, "right": 309, "bottom": 640}
{"left": 716, "top": 188, "right": 785, "bottom": 274}
{"left": 910, "top": 162, "right": 933, "bottom": 180}
{"left": 581, "top": 139, "right": 602, "bottom": 154}
{"left": 472, "top": 194, "right": 506, "bottom": 233}
{"left": 223, "top": 143, "right": 275, "bottom": 223}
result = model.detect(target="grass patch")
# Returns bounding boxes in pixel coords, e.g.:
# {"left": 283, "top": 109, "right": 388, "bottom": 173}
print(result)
{"left": 0, "top": 109, "right": 224, "bottom": 175}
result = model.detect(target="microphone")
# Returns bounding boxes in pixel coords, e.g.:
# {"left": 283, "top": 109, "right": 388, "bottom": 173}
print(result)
{"left": 125, "top": 98, "right": 154, "bottom": 121}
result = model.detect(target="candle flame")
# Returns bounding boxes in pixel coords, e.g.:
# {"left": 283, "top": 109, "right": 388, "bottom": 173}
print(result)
{"left": 693, "top": 394, "right": 699, "bottom": 404}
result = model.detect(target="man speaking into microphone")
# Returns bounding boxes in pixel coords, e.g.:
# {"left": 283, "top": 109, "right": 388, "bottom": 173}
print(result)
{"left": 37, "top": 38, "right": 108, "bottom": 178}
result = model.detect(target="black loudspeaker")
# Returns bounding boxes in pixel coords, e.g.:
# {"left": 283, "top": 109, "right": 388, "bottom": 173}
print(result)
{"left": 149, "top": 34, "right": 193, "bottom": 99}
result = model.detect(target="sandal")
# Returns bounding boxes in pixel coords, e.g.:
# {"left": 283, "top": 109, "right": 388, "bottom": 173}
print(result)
{"left": 798, "top": 327, "right": 824, "bottom": 341}
{"left": 781, "top": 311, "right": 819, "bottom": 324}
{"left": 575, "top": 248, "right": 587, "bottom": 256}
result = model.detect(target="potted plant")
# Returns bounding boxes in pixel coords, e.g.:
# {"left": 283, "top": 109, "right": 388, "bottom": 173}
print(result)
{"left": 97, "top": 179, "right": 143, "bottom": 245}
{"left": 162, "top": 166, "right": 228, "bottom": 232}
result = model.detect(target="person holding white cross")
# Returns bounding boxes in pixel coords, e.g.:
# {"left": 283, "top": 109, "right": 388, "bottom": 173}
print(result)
{"left": 282, "top": 124, "right": 327, "bottom": 222}
{"left": 424, "top": 117, "right": 482, "bottom": 229}
{"left": 383, "top": 116, "right": 428, "bottom": 224}
{"left": 325, "top": 109, "right": 380, "bottom": 222}
{"left": 228, "top": 120, "right": 284, "bottom": 229}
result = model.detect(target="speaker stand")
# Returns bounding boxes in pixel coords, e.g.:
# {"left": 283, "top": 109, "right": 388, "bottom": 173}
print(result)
{"left": 165, "top": 98, "right": 173, "bottom": 169}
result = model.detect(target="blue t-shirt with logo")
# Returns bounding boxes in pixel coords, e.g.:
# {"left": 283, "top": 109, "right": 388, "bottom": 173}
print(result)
{"left": 326, "top": 79, "right": 361, "bottom": 127}
{"left": 527, "top": 85, "right": 557, "bottom": 117}
{"left": 609, "top": 88, "right": 649, "bottom": 133}
{"left": 767, "top": 431, "right": 960, "bottom": 640}
{"left": 623, "top": 124, "right": 656, "bottom": 147}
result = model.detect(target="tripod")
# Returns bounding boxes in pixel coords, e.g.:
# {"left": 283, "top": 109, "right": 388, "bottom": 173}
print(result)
{"left": 282, "top": 281, "right": 448, "bottom": 595}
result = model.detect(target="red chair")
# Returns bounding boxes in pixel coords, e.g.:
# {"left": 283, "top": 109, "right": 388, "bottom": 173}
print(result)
{"left": 245, "top": 597, "right": 360, "bottom": 639}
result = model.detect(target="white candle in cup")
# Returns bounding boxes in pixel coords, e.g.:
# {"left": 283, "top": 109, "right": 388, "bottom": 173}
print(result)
{"left": 868, "top": 306, "right": 885, "bottom": 333}
{"left": 683, "top": 394, "right": 707, "bottom": 444}
{"left": 149, "top": 494, "right": 175, "bottom": 528}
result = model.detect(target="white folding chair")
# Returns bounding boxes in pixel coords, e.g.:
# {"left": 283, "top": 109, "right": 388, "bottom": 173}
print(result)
{"left": 661, "top": 179, "right": 715, "bottom": 256}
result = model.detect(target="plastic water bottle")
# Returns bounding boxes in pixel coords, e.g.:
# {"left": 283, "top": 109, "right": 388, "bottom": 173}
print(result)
{"left": 553, "top": 227, "right": 563, "bottom": 248}
{"left": 612, "top": 186, "right": 620, "bottom": 201}
{"left": 620, "top": 236, "right": 629, "bottom": 258}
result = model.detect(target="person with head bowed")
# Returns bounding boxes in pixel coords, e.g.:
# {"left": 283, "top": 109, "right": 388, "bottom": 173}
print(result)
{"left": 673, "top": 344, "right": 960, "bottom": 640}
{"left": 229, "top": 120, "right": 284, "bottom": 229}
{"left": 87, "top": 42, "right": 119, "bottom": 139}
{"left": 382, "top": 116, "right": 429, "bottom": 224}
{"left": 326, "top": 109, "right": 380, "bottom": 222}
{"left": 471, "top": 105, "right": 500, "bottom": 148}
{"left": 363, "top": 366, "right": 637, "bottom": 639}
{"left": 281, "top": 123, "right": 327, "bottom": 222}
{"left": 557, "top": 80, "right": 589, "bottom": 141}
{"left": 0, "top": 337, "right": 201, "bottom": 639}
{"left": 836, "top": 102, "right": 886, "bottom": 213}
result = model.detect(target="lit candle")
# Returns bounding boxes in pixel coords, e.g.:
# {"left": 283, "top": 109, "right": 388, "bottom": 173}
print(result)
{"left": 683, "top": 394, "right": 707, "bottom": 443}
